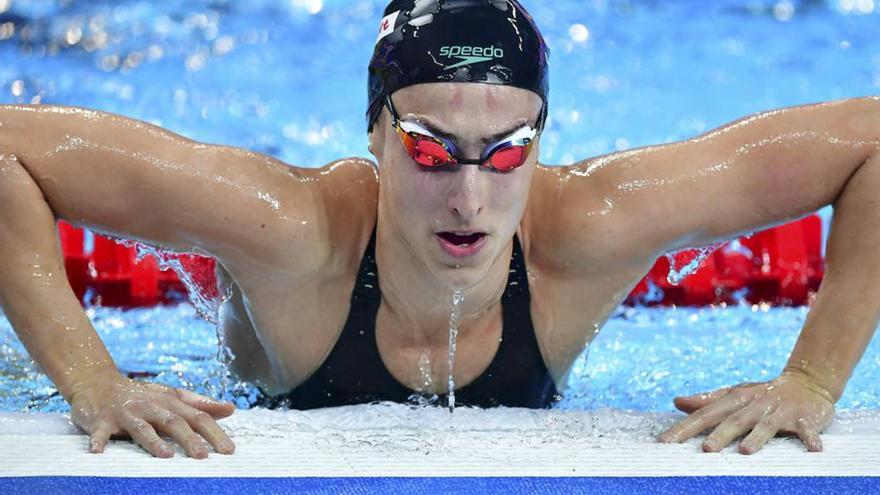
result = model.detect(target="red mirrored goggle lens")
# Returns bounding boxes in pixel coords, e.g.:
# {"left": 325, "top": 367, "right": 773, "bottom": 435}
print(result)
{"left": 485, "top": 145, "right": 528, "bottom": 171}
{"left": 398, "top": 128, "right": 456, "bottom": 167}
{"left": 413, "top": 138, "right": 457, "bottom": 167}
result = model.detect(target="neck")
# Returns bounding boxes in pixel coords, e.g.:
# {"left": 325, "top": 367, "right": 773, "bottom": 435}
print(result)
{"left": 373, "top": 214, "right": 514, "bottom": 349}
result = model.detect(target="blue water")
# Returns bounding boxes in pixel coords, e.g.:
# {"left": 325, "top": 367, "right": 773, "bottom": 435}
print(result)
{"left": 1, "top": 0, "right": 879, "bottom": 413}
{"left": 2, "top": 303, "right": 879, "bottom": 412}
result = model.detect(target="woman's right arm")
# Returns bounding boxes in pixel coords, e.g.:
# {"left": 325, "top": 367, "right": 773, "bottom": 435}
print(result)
{"left": 0, "top": 152, "right": 237, "bottom": 458}
{"left": 0, "top": 105, "right": 326, "bottom": 263}
{"left": 0, "top": 105, "right": 328, "bottom": 457}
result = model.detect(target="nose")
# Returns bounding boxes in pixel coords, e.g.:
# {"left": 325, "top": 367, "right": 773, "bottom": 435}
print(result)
{"left": 446, "top": 165, "right": 484, "bottom": 221}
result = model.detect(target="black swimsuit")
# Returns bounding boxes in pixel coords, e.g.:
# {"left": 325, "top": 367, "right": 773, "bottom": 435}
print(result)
{"left": 256, "top": 229, "right": 560, "bottom": 409}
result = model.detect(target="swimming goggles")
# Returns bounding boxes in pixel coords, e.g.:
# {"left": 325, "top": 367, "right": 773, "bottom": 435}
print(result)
{"left": 384, "top": 95, "right": 538, "bottom": 172}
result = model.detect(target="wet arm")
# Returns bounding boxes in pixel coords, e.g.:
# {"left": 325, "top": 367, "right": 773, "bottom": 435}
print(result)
{"left": 633, "top": 97, "right": 880, "bottom": 399}
{"left": 784, "top": 149, "right": 880, "bottom": 401}
{"left": 0, "top": 104, "right": 323, "bottom": 266}
{"left": 654, "top": 140, "right": 880, "bottom": 453}
{"left": 550, "top": 97, "right": 880, "bottom": 268}
{"left": 0, "top": 154, "right": 116, "bottom": 401}
{"left": 585, "top": 97, "right": 880, "bottom": 453}
{"left": 0, "top": 104, "right": 325, "bottom": 404}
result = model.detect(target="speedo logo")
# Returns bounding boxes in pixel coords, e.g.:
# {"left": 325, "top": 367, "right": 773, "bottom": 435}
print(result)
{"left": 439, "top": 45, "right": 504, "bottom": 70}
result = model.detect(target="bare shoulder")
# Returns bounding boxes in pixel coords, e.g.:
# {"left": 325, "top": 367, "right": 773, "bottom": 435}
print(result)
{"left": 523, "top": 158, "right": 659, "bottom": 276}
{"left": 311, "top": 157, "right": 379, "bottom": 270}
{"left": 216, "top": 155, "right": 378, "bottom": 282}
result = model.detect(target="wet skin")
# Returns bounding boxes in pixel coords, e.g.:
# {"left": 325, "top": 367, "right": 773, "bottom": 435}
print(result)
{"left": 0, "top": 84, "right": 878, "bottom": 458}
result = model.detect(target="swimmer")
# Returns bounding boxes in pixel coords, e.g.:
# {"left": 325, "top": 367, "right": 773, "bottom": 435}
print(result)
{"left": 0, "top": 0, "right": 878, "bottom": 459}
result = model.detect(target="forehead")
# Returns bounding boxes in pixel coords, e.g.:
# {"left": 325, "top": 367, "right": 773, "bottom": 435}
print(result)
{"left": 392, "top": 83, "right": 542, "bottom": 134}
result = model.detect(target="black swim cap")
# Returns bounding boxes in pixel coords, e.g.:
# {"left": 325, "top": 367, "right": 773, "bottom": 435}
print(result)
{"left": 367, "top": 0, "right": 550, "bottom": 134}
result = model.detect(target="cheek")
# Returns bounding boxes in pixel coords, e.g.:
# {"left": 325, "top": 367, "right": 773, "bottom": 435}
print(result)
{"left": 488, "top": 172, "right": 530, "bottom": 209}
{"left": 387, "top": 162, "right": 447, "bottom": 214}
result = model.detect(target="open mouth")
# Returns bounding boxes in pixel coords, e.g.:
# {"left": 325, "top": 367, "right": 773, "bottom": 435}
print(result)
{"left": 437, "top": 232, "right": 487, "bottom": 246}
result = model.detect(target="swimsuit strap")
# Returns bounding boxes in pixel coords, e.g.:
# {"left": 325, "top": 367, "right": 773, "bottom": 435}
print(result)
{"left": 350, "top": 228, "right": 380, "bottom": 303}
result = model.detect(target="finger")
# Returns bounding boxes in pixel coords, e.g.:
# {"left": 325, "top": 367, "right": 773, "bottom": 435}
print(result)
{"left": 167, "top": 401, "right": 236, "bottom": 455}
{"left": 704, "top": 405, "right": 765, "bottom": 452}
{"left": 797, "top": 419, "right": 824, "bottom": 453}
{"left": 118, "top": 411, "right": 174, "bottom": 458}
{"left": 157, "top": 386, "right": 235, "bottom": 419}
{"left": 673, "top": 387, "right": 733, "bottom": 413}
{"left": 737, "top": 412, "right": 781, "bottom": 455}
{"left": 143, "top": 407, "right": 210, "bottom": 459}
{"left": 88, "top": 420, "right": 114, "bottom": 454}
{"left": 659, "top": 395, "right": 747, "bottom": 443}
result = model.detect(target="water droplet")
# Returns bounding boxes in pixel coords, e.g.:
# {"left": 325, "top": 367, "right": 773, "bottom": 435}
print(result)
{"left": 665, "top": 244, "right": 722, "bottom": 285}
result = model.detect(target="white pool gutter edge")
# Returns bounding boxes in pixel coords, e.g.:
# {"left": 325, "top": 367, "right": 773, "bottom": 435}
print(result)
{"left": 1, "top": 406, "right": 878, "bottom": 477}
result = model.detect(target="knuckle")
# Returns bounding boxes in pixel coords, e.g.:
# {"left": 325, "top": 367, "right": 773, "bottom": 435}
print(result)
{"left": 730, "top": 415, "right": 749, "bottom": 429}
{"left": 155, "top": 413, "right": 171, "bottom": 427}
{"left": 193, "top": 410, "right": 212, "bottom": 423}
{"left": 759, "top": 416, "right": 776, "bottom": 428}
{"left": 160, "top": 413, "right": 182, "bottom": 428}
{"left": 129, "top": 417, "right": 150, "bottom": 432}
{"left": 727, "top": 388, "right": 745, "bottom": 401}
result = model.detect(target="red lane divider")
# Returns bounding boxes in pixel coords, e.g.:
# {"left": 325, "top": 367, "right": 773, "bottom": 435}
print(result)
{"left": 59, "top": 222, "right": 217, "bottom": 308}
{"left": 625, "top": 214, "right": 825, "bottom": 306}
{"left": 58, "top": 215, "right": 825, "bottom": 308}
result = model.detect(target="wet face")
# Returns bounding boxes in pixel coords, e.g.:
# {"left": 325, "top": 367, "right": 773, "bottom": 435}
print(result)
{"left": 369, "top": 83, "right": 543, "bottom": 289}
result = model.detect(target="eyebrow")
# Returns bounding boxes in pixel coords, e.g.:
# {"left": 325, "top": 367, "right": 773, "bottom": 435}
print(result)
{"left": 405, "top": 114, "right": 532, "bottom": 145}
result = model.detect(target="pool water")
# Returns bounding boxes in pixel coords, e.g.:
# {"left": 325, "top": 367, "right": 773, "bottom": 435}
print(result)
{"left": 2, "top": 303, "right": 879, "bottom": 412}
{"left": 1, "top": 0, "right": 879, "bottom": 413}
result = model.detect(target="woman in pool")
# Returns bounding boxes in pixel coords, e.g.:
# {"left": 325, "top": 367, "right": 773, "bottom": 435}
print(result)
{"left": 0, "top": 0, "right": 878, "bottom": 460}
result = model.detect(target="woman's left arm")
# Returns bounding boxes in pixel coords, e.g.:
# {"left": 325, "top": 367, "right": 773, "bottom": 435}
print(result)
{"left": 549, "top": 96, "right": 880, "bottom": 454}
{"left": 659, "top": 146, "right": 880, "bottom": 454}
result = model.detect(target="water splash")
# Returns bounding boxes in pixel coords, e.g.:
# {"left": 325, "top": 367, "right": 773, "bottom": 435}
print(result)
{"left": 125, "top": 242, "right": 228, "bottom": 323}
{"left": 664, "top": 244, "right": 723, "bottom": 285}
{"left": 123, "top": 240, "right": 234, "bottom": 400}
{"left": 447, "top": 289, "right": 464, "bottom": 412}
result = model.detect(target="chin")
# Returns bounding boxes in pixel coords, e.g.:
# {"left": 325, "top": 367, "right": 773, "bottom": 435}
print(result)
{"left": 434, "top": 264, "right": 486, "bottom": 291}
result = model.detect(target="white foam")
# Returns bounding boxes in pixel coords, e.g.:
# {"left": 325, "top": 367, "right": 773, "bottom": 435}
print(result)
{"left": 2, "top": 405, "right": 879, "bottom": 477}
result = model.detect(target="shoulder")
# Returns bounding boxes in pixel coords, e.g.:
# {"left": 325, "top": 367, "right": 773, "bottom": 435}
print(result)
{"left": 314, "top": 156, "right": 379, "bottom": 199}
{"left": 313, "top": 156, "right": 378, "bottom": 227}
{"left": 222, "top": 156, "right": 378, "bottom": 277}
{"left": 311, "top": 157, "right": 379, "bottom": 271}
{"left": 522, "top": 159, "right": 659, "bottom": 276}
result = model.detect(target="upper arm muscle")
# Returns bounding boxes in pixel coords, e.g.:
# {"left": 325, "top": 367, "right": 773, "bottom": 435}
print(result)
{"left": 544, "top": 98, "right": 880, "bottom": 270}
{"left": 0, "top": 104, "right": 325, "bottom": 269}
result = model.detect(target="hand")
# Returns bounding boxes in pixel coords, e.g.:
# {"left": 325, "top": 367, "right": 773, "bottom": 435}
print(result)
{"left": 68, "top": 372, "right": 236, "bottom": 458}
{"left": 657, "top": 370, "right": 835, "bottom": 454}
